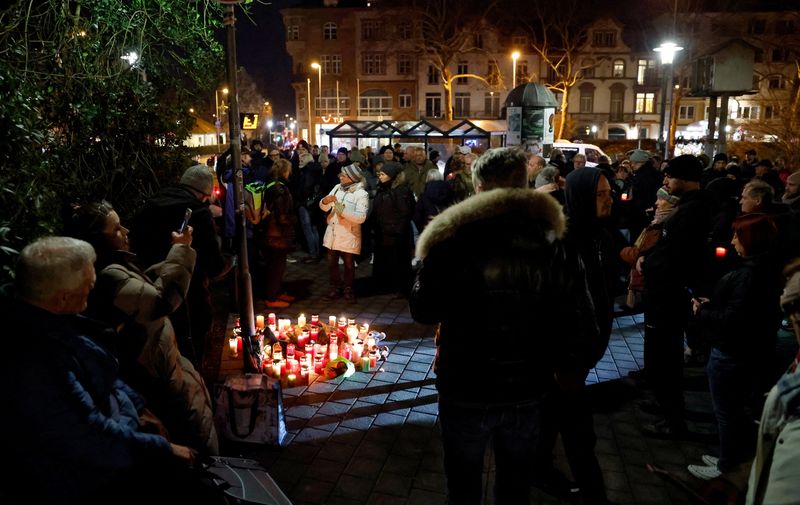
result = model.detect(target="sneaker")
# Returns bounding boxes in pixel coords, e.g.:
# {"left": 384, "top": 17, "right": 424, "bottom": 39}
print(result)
{"left": 301, "top": 256, "right": 321, "bottom": 264}
{"left": 531, "top": 469, "right": 581, "bottom": 500}
{"left": 286, "top": 256, "right": 298, "bottom": 264}
{"left": 278, "top": 293, "right": 296, "bottom": 302}
{"left": 265, "top": 299, "right": 290, "bottom": 309}
{"left": 701, "top": 454, "right": 719, "bottom": 467}
{"left": 687, "top": 464, "right": 721, "bottom": 480}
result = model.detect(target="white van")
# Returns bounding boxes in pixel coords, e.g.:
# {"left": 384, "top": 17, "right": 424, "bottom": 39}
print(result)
{"left": 550, "top": 141, "right": 608, "bottom": 167}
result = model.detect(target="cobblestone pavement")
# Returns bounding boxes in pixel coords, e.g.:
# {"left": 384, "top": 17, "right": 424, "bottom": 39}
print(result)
{"left": 212, "top": 255, "right": 723, "bottom": 505}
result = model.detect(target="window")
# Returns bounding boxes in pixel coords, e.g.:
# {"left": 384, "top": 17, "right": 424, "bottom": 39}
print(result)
{"left": 316, "top": 93, "right": 350, "bottom": 116}
{"left": 487, "top": 60, "right": 501, "bottom": 86}
{"left": 454, "top": 92, "right": 470, "bottom": 117}
{"left": 359, "top": 89, "right": 391, "bottom": 116}
{"left": 753, "top": 75, "right": 760, "bottom": 90}
{"left": 635, "top": 92, "right": 655, "bottom": 113}
{"left": 362, "top": 52, "right": 385, "bottom": 75}
{"left": 427, "top": 65, "right": 438, "bottom": 85}
{"left": 610, "top": 85, "right": 625, "bottom": 121}
{"left": 775, "top": 20, "right": 795, "bottom": 34}
{"left": 579, "top": 85, "right": 594, "bottom": 113}
{"left": 593, "top": 30, "right": 616, "bottom": 47}
{"left": 323, "top": 22, "right": 337, "bottom": 40}
{"left": 582, "top": 59, "right": 595, "bottom": 78}
{"left": 399, "top": 92, "right": 412, "bottom": 109}
{"left": 678, "top": 105, "right": 695, "bottom": 120}
{"left": 299, "top": 97, "right": 306, "bottom": 111}
{"left": 637, "top": 59, "right": 656, "bottom": 85}
{"left": 473, "top": 33, "right": 483, "bottom": 49}
{"left": 512, "top": 35, "right": 528, "bottom": 47}
{"left": 516, "top": 60, "right": 529, "bottom": 83}
{"left": 772, "top": 49, "right": 788, "bottom": 63}
{"left": 425, "top": 93, "right": 442, "bottom": 118}
{"left": 737, "top": 106, "right": 760, "bottom": 120}
{"left": 768, "top": 76, "right": 786, "bottom": 89}
{"left": 321, "top": 54, "right": 341, "bottom": 75}
{"left": 754, "top": 48, "right": 764, "bottom": 63}
{"left": 287, "top": 25, "right": 300, "bottom": 41}
{"left": 612, "top": 59, "right": 625, "bottom": 78}
{"left": 484, "top": 92, "right": 500, "bottom": 117}
{"left": 747, "top": 18, "right": 766, "bottom": 34}
{"left": 765, "top": 105, "right": 781, "bottom": 119}
{"left": 398, "top": 22, "right": 413, "bottom": 39}
{"left": 397, "top": 54, "right": 414, "bottom": 76}
{"left": 361, "top": 19, "right": 382, "bottom": 40}
{"left": 457, "top": 62, "right": 468, "bottom": 84}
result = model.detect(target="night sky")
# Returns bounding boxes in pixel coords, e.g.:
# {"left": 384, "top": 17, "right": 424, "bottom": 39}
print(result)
{"left": 230, "top": 0, "right": 299, "bottom": 117}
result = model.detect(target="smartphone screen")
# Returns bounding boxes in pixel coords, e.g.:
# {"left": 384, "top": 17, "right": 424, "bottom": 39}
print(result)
{"left": 178, "top": 208, "right": 192, "bottom": 233}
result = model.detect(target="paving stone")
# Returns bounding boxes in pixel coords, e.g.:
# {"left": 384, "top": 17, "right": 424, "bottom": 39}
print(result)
{"left": 412, "top": 470, "right": 446, "bottom": 492}
{"left": 339, "top": 414, "right": 376, "bottom": 431}
{"left": 407, "top": 488, "right": 446, "bottom": 505}
{"left": 357, "top": 440, "right": 393, "bottom": 461}
{"left": 278, "top": 442, "right": 322, "bottom": 463}
{"left": 317, "top": 441, "right": 358, "bottom": 462}
{"left": 290, "top": 479, "right": 335, "bottom": 505}
{"left": 287, "top": 404, "right": 321, "bottom": 418}
{"left": 305, "top": 456, "right": 347, "bottom": 483}
{"left": 345, "top": 456, "right": 386, "bottom": 480}
{"left": 404, "top": 361, "right": 432, "bottom": 373}
{"left": 400, "top": 370, "right": 428, "bottom": 382}
{"left": 366, "top": 491, "right": 408, "bottom": 505}
{"left": 406, "top": 411, "right": 438, "bottom": 426}
{"left": 386, "top": 353, "right": 412, "bottom": 364}
{"left": 317, "top": 401, "right": 351, "bottom": 416}
{"left": 372, "top": 371, "right": 402, "bottom": 383}
{"left": 294, "top": 426, "right": 334, "bottom": 445}
{"left": 374, "top": 472, "right": 414, "bottom": 497}
{"left": 333, "top": 474, "right": 374, "bottom": 502}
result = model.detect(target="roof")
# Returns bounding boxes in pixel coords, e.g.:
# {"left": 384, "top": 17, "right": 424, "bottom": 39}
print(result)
{"left": 327, "top": 119, "right": 508, "bottom": 139}
{"left": 191, "top": 116, "right": 218, "bottom": 135}
{"left": 505, "top": 83, "right": 559, "bottom": 108}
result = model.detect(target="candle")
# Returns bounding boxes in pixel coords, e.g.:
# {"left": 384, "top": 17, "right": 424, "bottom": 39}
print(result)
{"left": 297, "top": 330, "right": 309, "bottom": 347}
{"left": 272, "top": 360, "right": 282, "bottom": 378}
{"left": 268, "top": 313, "right": 277, "bottom": 326}
{"left": 256, "top": 315, "right": 265, "bottom": 330}
{"left": 228, "top": 337, "right": 238, "bottom": 356}
{"left": 279, "top": 319, "right": 292, "bottom": 332}
{"left": 346, "top": 325, "right": 359, "bottom": 344}
{"left": 309, "top": 326, "right": 319, "bottom": 340}
{"left": 366, "top": 336, "right": 375, "bottom": 350}
{"left": 272, "top": 342, "right": 283, "bottom": 361}
{"left": 314, "top": 353, "right": 324, "bottom": 374}
{"left": 288, "top": 358, "right": 300, "bottom": 374}
{"left": 361, "top": 356, "right": 371, "bottom": 372}
{"left": 369, "top": 350, "right": 378, "bottom": 368}
{"left": 286, "top": 373, "right": 297, "bottom": 387}
{"left": 311, "top": 314, "right": 319, "bottom": 326}
{"left": 359, "top": 323, "right": 369, "bottom": 338}
{"left": 300, "top": 364, "right": 310, "bottom": 385}
{"left": 329, "top": 334, "right": 338, "bottom": 346}
{"left": 338, "top": 317, "right": 347, "bottom": 328}
{"left": 715, "top": 246, "right": 727, "bottom": 259}
{"left": 329, "top": 342, "right": 338, "bottom": 360}
{"left": 329, "top": 315, "right": 337, "bottom": 327}
{"left": 237, "top": 336, "right": 243, "bottom": 353}
{"left": 304, "top": 343, "right": 313, "bottom": 359}
{"left": 621, "top": 192, "right": 629, "bottom": 201}
{"left": 297, "top": 313, "right": 307, "bottom": 328}
{"left": 287, "top": 343, "right": 295, "bottom": 359}
{"left": 342, "top": 343, "right": 352, "bottom": 361}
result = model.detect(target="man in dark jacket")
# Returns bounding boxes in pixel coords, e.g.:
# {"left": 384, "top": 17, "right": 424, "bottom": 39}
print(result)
{"left": 627, "top": 149, "right": 663, "bottom": 240}
{"left": 410, "top": 147, "right": 598, "bottom": 505}
{"left": 129, "top": 165, "right": 232, "bottom": 364}
{"left": 638, "top": 155, "right": 715, "bottom": 438}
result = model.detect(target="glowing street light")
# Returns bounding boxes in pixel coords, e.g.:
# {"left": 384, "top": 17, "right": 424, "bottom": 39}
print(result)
{"left": 311, "top": 62, "right": 322, "bottom": 97}
{"left": 511, "top": 51, "right": 520, "bottom": 88}
{"left": 654, "top": 41, "right": 683, "bottom": 159}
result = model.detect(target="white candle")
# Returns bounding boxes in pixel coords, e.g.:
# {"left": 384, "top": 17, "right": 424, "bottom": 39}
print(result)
{"left": 228, "top": 337, "right": 238, "bottom": 356}
{"left": 297, "top": 313, "right": 307, "bottom": 328}
{"left": 329, "top": 315, "right": 337, "bottom": 327}
{"left": 256, "top": 315, "right": 265, "bottom": 329}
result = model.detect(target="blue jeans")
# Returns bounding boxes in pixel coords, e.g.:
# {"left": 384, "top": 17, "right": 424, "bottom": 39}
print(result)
{"left": 298, "top": 206, "right": 320, "bottom": 258}
{"left": 439, "top": 398, "right": 542, "bottom": 505}
{"left": 707, "top": 347, "right": 757, "bottom": 472}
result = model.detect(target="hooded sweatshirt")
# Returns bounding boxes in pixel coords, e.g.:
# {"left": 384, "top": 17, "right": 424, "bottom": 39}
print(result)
{"left": 565, "top": 167, "right": 624, "bottom": 365}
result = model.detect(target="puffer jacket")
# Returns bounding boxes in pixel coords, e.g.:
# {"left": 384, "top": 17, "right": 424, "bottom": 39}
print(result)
{"left": 87, "top": 245, "right": 218, "bottom": 455}
{"left": 411, "top": 188, "right": 599, "bottom": 405}
{"left": 320, "top": 181, "right": 369, "bottom": 254}
{"left": 746, "top": 362, "right": 800, "bottom": 504}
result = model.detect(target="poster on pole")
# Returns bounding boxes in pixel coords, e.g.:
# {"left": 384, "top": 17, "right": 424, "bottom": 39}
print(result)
{"left": 506, "top": 107, "right": 522, "bottom": 145}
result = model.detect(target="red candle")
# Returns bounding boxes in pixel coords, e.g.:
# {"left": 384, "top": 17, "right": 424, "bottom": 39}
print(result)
{"left": 268, "top": 313, "right": 277, "bottom": 326}
{"left": 237, "top": 336, "right": 243, "bottom": 353}
{"left": 621, "top": 192, "right": 629, "bottom": 201}
{"left": 287, "top": 343, "right": 295, "bottom": 359}
{"left": 311, "top": 314, "right": 319, "bottom": 326}
{"left": 715, "top": 246, "right": 727, "bottom": 258}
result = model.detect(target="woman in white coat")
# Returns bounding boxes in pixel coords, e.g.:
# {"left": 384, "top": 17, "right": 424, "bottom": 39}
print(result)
{"left": 319, "top": 163, "right": 369, "bottom": 302}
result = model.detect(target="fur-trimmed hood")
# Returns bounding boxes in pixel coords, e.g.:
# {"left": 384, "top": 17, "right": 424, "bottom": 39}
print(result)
{"left": 416, "top": 188, "right": 566, "bottom": 259}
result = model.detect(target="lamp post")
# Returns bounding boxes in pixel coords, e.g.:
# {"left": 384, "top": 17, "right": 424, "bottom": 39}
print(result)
{"left": 306, "top": 77, "right": 312, "bottom": 144}
{"left": 511, "top": 51, "right": 520, "bottom": 88}
{"left": 654, "top": 41, "right": 683, "bottom": 160}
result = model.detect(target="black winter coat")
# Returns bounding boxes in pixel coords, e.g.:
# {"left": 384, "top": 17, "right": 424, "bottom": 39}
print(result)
{"left": 628, "top": 161, "right": 663, "bottom": 236}
{"left": 413, "top": 180, "right": 454, "bottom": 232}
{"left": 372, "top": 182, "right": 415, "bottom": 247}
{"left": 410, "top": 189, "right": 598, "bottom": 406}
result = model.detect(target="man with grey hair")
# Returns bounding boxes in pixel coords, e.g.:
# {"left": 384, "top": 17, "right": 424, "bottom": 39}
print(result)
{"left": 411, "top": 147, "right": 597, "bottom": 504}
{"left": 130, "top": 164, "right": 232, "bottom": 364}
{"left": 0, "top": 236, "right": 205, "bottom": 505}
{"left": 572, "top": 153, "right": 587, "bottom": 170}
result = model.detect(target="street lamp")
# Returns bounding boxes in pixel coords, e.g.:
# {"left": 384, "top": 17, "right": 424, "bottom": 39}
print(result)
{"left": 511, "top": 51, "right": 520, "bottom": 88}
{"left": 215, "top": 87, "right": 229, "bottom": 123}
{"left": 654, "top": 41, "right": 683, "bottom": 159}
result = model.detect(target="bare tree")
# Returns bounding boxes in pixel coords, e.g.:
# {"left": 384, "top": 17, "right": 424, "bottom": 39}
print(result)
{"left": 402, "top": 0, "right": 500, "bottom": 120}
{"left": 516, "top": 0, "right": 597, "bottom": 140}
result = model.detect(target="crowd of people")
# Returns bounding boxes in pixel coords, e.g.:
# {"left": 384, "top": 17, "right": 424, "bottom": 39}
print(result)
{"left": 3, "top": 135, "right": 799, "bottom": 504}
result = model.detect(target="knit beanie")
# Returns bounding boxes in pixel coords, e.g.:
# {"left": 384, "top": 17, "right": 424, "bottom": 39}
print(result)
{"left": 341, "top": 163, "right": 363, "bottom": 182}
{"left": 732, "top": 213, "right": 778, "bottom": 257}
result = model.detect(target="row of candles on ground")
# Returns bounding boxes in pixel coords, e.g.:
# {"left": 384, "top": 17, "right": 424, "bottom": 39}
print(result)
{"left": 229, "top": 313, "right": 382, "bottom": 385}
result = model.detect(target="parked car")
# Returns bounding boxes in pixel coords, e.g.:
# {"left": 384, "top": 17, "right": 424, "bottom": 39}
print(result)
{"left": 550, "top": 141, "right": 608, "bottom": 167}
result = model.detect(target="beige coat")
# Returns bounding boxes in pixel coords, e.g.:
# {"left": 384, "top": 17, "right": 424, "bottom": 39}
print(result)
{"left": 97, "top": 244, "right": 218, "bottom": 454}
